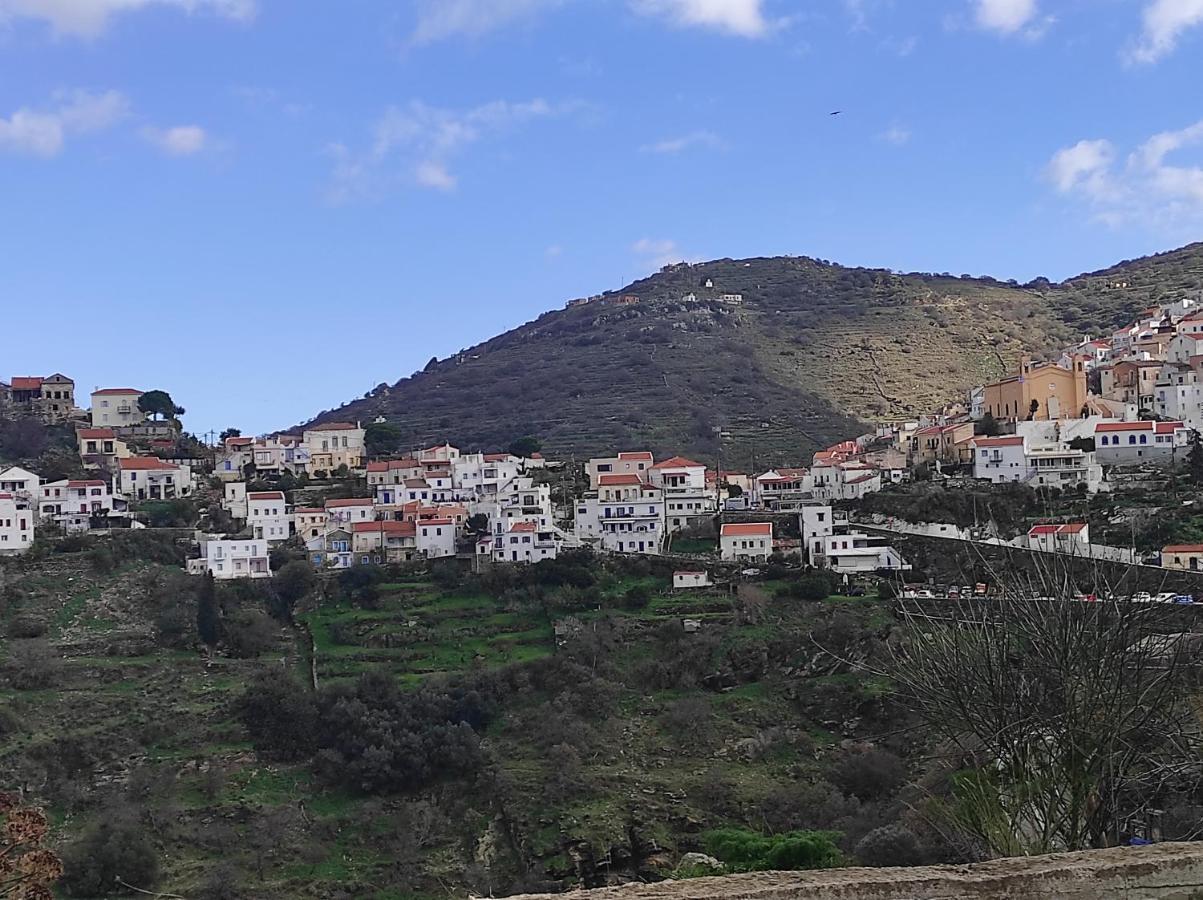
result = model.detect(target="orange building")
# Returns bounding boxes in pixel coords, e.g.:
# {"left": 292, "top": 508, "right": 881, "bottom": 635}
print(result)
{"left": 983, "top": 357, "right": 1088, "bottom": 422}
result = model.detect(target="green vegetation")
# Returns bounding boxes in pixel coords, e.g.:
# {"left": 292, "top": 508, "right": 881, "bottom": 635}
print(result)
{"left": 703, "top": 827, "right": 843, "bottom": 872}
{"left": 0, "top": 543, "right": 943, "bottom": 897}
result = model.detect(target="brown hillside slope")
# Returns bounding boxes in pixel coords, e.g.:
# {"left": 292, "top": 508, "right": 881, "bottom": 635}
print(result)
{"left": 308, "top": 244, "right": 1203, "bottom": 467}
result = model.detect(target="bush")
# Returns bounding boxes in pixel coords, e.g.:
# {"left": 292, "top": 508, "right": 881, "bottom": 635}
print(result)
{"left": 703, "top": 827, "right": 843, "bottom": 872}
{"left": 235, "top": 671, "right": 318, "bottom": 762}
{"left": 832, "top": 747, "right": 907, "bottom": 801}
{"left": 60, "top": 814, "right": 160, "bottom": 897}
{"left": 854, "top": 824, "right": 923, "bottom": 867}
{"left": 6, "top": 614, "right": 48, "bottom": 638}
{"left": 89, "top": 545, "right": 116, "bottom": 574}
{"left": 224, "top": 609, "right": 276, "bottom": 659}
{"left": 780, "top": 572, "right": 835, "bottom": 601}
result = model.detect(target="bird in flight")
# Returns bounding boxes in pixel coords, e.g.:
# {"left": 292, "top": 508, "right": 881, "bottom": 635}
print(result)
{"left": 830, "top": 110, "right": 842, "bottom": 116}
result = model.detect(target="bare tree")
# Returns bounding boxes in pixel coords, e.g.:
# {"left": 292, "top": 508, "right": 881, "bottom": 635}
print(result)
{"left": 890, "top": 556, "right": 1203, "bottom": 857}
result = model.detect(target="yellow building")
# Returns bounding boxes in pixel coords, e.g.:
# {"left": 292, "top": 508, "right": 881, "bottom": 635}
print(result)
{"left": 983, "top": 358, "right": 1087, "bottom": 422}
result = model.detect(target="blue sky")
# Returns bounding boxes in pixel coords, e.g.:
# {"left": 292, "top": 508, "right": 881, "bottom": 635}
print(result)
{"left": 2, "top": 0, "right": 1202, "bottom": 437}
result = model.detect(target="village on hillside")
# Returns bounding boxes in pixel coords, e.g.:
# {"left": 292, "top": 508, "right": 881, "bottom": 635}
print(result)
{"left": 5, "top": 289, "right": 1203, "bottom": 589}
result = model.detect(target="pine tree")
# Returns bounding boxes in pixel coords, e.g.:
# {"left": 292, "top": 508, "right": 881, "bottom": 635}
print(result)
{"left": 197, "top": 573, "right": 221, "bottom": 647}
{"left": 1188, "top": 430, "right": 1203, "bottom": 485}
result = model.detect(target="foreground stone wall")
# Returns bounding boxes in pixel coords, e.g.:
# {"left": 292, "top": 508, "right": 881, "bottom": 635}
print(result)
{"left": 506, "top": 842, "right": 1203, "bottom": 899}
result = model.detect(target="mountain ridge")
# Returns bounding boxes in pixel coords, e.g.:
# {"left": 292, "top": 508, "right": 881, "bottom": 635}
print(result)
{"left": 307, "top": 243, "right": 1203, "bottom": 467}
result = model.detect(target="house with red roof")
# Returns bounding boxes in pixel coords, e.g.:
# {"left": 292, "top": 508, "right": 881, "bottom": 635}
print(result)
{"left": 648, "top": 455, "right": 714, "bottom": 531}
{"left": 248, "top": 490, "right": 291, "bottom": 543}
{"left": 117, "top": 456, "right": 192, "bottom": 502}
{"left": 1026, "top": 522, "right": 1090, "bottom": 553}
{"left": 487, "top": 519, "right": 572, "bottom": 564}
{"left": 1163, "top": 544, "right": 1203, "bottom": 572}
{"left": 720, "top": 522, "right": 773, "bottom": 562}
{"left": 1094, "top": 420, "right": 1189, "bottom": 466}
{"left": 755, "top": 468, "right": 813, "bottom": 510}
{"left": 7, "top": 374, "right": 75, "bottom": 422}
{"left": 38, "top": 478, "right": 127, "bottom": 532}
{"left": 586, "top": 451, "right": 654, "bottom": 489}
{"left": 576, "top": 467, "right": 665, "bottom": 555}
{"left": 89, "top": 388, "right": 145, "bottom": 428}
{"left": 76, "top": 428, "right": 130, "bottom": 469}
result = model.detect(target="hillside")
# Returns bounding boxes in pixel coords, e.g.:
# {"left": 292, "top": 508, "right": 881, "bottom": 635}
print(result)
{"left": 309, "top": 244, "right": 1203, "bottom": 466}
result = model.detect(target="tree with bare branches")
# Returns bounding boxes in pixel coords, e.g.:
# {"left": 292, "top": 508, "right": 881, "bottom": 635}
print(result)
{"left": 890, "top": 559, "right": 1203, "bottom": 857}
{"left": 0, "top": 791, "right": 63, "bottom": 900}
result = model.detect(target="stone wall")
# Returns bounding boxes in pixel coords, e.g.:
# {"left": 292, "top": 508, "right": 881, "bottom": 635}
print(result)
{"left": 506, "top": 842, "right": 1203, "bottom": 900}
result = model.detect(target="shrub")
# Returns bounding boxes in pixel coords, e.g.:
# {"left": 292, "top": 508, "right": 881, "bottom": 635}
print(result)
{"left": 224, "top": 609, "right": 276, "bottom": 659}
{"left": 854, "top": 824, "right": 923, "bottom": 867}
{"left": 703, "top": 827, "right": 843, "bottom": 872}
{"left": 89, "top": 545, "right": 116, "bottom": 574}
{"left": 60, "top": 814, "right": 160, "bottom": 897}
{"left": 235, "top": 671, "right": 318, "bottom": 762}
{"left": 6, "top": 615, "right": 48, "bottom": 639}
{"left": 832, "top": 748, "right": 907, "bottom": 801}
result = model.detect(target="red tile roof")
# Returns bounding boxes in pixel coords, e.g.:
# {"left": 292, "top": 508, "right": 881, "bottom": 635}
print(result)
{"left": 352, "top": 520, "right": 415, "bottom": 535}
{"left": 119, "top": 457, "right": 176, "bottom": 471}
{"left": 1156, "top": 422, "right": 1185, "bottom": 433}
{"left": 483, "top": 453, "right": 511, "bottom": 462}
{"left": 77, "top": 428, "right": 116, "bottom": 439}
{"left": 972, "top": 436, "right": 1024, "bottom": 447}
{"left": 651, "top": 455, "right": 704, "bottom": 470}
{"left": 325, "top": 498, "right": 374, "bottom": 508}
{"left": 1096, "top": 422, "right": 1151, "bottom": 432}
{"left": 721, "top": 523, "right": 772, "bottom": 537}
{"left": 91, "top": 388, "right": 142, "bottom": 396}
{"left": 10, "top": 377, "right": 43, "bottom": 390}
{"left": 294, "top": 507, "right": 325, "bottom": 514}
{"left": 248, "top": 491, "right": 286, "bottom": 501}
{"left": 509, "top": 521, "right": 538, "bottom": 532}
{"left": 66, "top": 480, "right": 107, "bottom": 488}
{"left": 617, "top": 451, "right": 653, "bottom": 461}
{"left": 310, "top": 422, "right": 359, "bottom": 430}
{"left": 598, "top": 474, "right": 643, "bottom": 486}
{"left": 1164, "top": 544, "right": 1203, "bottom": 554}
{"left": 420, "top": 518, "right": 454, "bottom": 527}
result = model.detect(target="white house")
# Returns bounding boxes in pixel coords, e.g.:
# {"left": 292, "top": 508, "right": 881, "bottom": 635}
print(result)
{"left": 0, "top": 492, "right": 34, "bottom": 555}
{"left": 192, "top": 538, "right": 271, "bottom": 580}
{"left": 0, "top": 466, "right": 41, "bottom": 505}
{"left": 801, "top": 505, "right": 835, "bottom": 564}
{"left": 324, "top": 497, "right": 376, "bottom": 527}
{"left": 811, "top": 462, "right": 882, "bottom": 501}
{"left": 223, "top": 481, "right": 248, "bottom": 521}
{"left": 117, "top": 457, "right": 191, "bottom": 501}
{"left": 1154, "top": 369, "right": 1203, "bottom": 431}
{"left": 972, "top": 436, "right": 1028, "bottom": 483}
{"left": 251, "top": 434, "right": 310, "bottom": 475}
{"left": 673, "top": 571, "right": 712, "bottom": 590}
{"left": 90, "top": 388, "right": 145, "bottom": 428}
{"left": 1167, "top": 333, "right": 1203, "bottom": 365}
{"left": 1094, "top": 420, "right": 1189, "bottom": 466}
{"left": 585, "top": 451, "right": 654, "bottom": 489}
{"left": 720, "top": 522, "right": 772, "bottom": 562}
{"left": 492, "top": 520, "right": 566, "bottom": 564}
{"left": 822, "top": 532, "right": 910, "bottom": 574}
{"left": 575, "top": 474, "right": 664, "bottom": 554}
{"left": 38, "top": 479, "right": 126, "bottom": 531}
{"left": 1025, "top": 523, "right": 1090, "bottom": 554}
{"left": 416, "top": 517, "right": 456, "bottom": 558}
{"left": 648, "top": 456, "right": 714, "bottom": 532}
{"left": 247, "top": 491, "right": 291, "bottom": 543}
{"left": 367, "top": 458, "right": 423, "bottom": 491}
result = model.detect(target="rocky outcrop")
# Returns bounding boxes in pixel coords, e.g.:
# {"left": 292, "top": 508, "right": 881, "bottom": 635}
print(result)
{"left": 504, "top": 842, "right": 1203, "bottom": 899}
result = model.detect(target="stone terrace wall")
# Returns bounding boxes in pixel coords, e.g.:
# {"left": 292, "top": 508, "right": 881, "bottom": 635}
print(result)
{"left": 506, "top": 842, "right": 1203, "bottom": 900}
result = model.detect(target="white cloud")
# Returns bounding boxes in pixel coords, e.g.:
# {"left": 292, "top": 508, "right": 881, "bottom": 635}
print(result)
{"left": 879, "top": 125, "right": 911, "bottom": 145}
{"left": 410, "top": 0, "right": 562, "bottom": 44}
{"left": 973, "top": 0, "right": 1036, "bottom": 33}
{"left": 141, "top": 124, "right": 207, "bottom": 155}
{"left": 640, "top": 130, "right": 723, "bottom": 154}
{"left": 971, "top": 0, "right": 1052, "bottom": 38}
{"left": 330, "top": 98, "right": 575, "bottom": 201}
{"left": 414, "top": 159, "right": 456, "bottom": 191}
{"left": 1045, "top": 122, "right": 1203, "bottom": 231}
{"left": 0, "top": 0, "right": 254, "bottom": 38}
{"left": 632, "top": 237, "right": 686, "bottom": 269}
{"left": 0, "top": 89, "right": 128, "bottom": 157}
{"left": 630, "top": 0, "right": 772, "bottom": 38}
{"left": 1126, "top": 0, "right": 1203, "bottom": 64}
